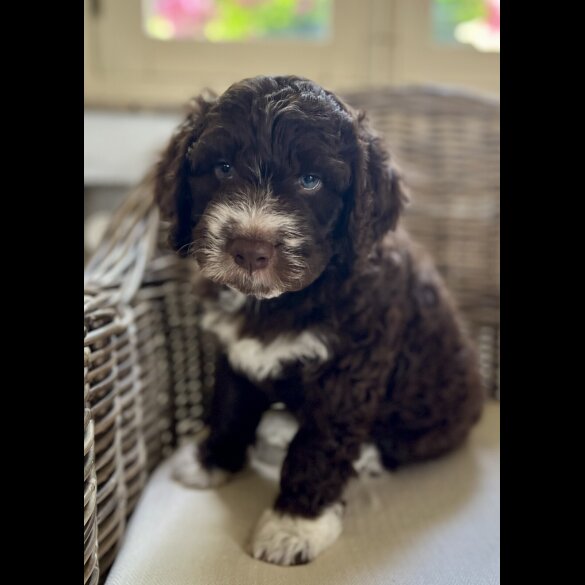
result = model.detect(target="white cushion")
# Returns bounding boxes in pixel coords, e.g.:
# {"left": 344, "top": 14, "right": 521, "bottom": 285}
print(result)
{"left": 106, "top": 402, "right": 499, "bottom": 585}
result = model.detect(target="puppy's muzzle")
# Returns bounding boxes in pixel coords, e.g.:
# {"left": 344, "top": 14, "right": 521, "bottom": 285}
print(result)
{"left": 227, "top": 238, "right": 275, "bottom": 273}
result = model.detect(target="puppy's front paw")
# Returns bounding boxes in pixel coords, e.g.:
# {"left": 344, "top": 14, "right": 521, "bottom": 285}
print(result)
{"left": 250, "top": 504, "right": 343, "bottom": 566}
{"left": 171, "top": 442, "right": 231, "bottom": 489}
{"left": 353, "top": 443, "right": 385, "bottom": 477}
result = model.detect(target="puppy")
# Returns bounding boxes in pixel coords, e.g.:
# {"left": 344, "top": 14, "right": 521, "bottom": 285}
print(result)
{"left": 153, "top": 75, "right": 484, "bottom": 566}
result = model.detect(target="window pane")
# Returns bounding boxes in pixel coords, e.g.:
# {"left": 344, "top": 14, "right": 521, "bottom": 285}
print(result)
{"left": 433, "top": 0, "right": 500, "bottom": 53}
{"left": 143, "top": 0, "right": 332, "bottom": 42}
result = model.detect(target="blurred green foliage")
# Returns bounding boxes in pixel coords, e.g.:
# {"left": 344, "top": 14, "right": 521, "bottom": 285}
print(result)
{"left": 206, "top": 0, "right": 331, "bottom": 41}
{"left": 435, "top": 0, "right": 486, "bottom": 23}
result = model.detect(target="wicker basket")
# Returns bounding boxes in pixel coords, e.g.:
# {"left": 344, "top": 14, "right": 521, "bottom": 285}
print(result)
{"left": 84, "top": 348, "right": 99, "bottom": 585}
{"left": 83, "top": 85, "right": 499, "bottom": 583}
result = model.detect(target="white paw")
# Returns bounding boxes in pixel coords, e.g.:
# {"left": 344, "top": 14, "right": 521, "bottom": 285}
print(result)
{"left": 250, "top": 504, "right": 343, "bottom": 566}
{"left": 171, "top": 442, "right": 231, "bottom": 489}
{"left": 353, "top": 443, "right": 385, "bottom": 477}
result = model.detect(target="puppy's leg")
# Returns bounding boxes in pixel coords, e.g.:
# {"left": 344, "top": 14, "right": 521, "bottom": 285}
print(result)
{"left": 249, "top": 339, "right": 391, "bottom": 565}
{"left": 173, "top": 354, "right": 269, "bottom": 488}
{"left": 373, "top": 404, "right": 483, "bottom": 471}
{"left": 353, "top": 442, "right": 385, "bottom": 477}
{"left": 250, "top": 423, "right": 365, "bottom": 565}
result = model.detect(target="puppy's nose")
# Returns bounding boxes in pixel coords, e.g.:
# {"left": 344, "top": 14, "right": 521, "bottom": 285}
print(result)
{"left": 227, "top": 239, "right": 275, "bottom": 272}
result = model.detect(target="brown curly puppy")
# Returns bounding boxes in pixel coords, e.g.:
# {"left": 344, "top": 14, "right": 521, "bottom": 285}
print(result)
{"left": 153, "top": 75, "right": 485, "bottom": 566}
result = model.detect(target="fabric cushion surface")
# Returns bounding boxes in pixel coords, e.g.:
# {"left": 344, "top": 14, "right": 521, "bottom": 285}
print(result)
{"left": 105, "top": 402, "right": 499, "bottom": 585}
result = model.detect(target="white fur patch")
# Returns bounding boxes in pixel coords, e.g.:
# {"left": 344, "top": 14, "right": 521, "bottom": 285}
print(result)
{"left": 201, "top": 301, "right": 330, "bottom": 382}
{"left": 250, "top": 504, "right": 344, "bottom": 565}
{"left": 205, "top": 193, "right": 302, "bottom": 245}
{"left": 353, "top": 443, "right": 385, "bottom": 477}
{"left": 171, "top": 442, "right": 231, "bottom": 489}
{"left": 228, "top": 331, "right": 330, "bottom": 382}
{"left": 253, "top": 409, "right": 300, "bottom": 467}
{"left": 196, "top": 190, "right": 308, "bottom": 299}
{"left": 200, "top": 306, "right": 242, "bottom": 347}
{"left": 218, "top": 287, "right": 247, "bottom": 312}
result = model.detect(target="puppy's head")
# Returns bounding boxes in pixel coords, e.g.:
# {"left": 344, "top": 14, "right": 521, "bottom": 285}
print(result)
{"left": 155, "top": 76, "right": 407, "bottom": 299}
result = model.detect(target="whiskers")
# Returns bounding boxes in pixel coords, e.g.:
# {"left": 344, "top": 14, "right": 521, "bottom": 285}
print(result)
{"left": 176, "top": 241, "right": 197, "bottom": 256}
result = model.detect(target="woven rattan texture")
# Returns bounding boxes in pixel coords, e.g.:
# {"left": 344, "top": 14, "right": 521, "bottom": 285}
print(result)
{"left": 84, "top": 347, "right": 99, "bottom": 585}
{"left": 83, "top": 86, "right": 499, "bottom": 582}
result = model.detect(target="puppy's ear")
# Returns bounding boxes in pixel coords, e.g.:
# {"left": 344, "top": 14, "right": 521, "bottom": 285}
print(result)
{"left": 350, "top": 110, "right": 409, "bottom": 250}
{"left": 153, "top": 91, "right": 216, "bottom": 253}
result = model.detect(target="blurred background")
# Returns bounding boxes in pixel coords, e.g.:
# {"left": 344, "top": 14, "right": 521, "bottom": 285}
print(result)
{"left": 84, "top": 0, "right": 499, "bottom": 259}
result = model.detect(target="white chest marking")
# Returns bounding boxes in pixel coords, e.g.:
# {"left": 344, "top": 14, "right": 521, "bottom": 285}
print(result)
{"left": 228, "top": 331, "right": 330, "bottom": 382}
{"left": 200, "top": 303, "right": 330, "bottom": 382}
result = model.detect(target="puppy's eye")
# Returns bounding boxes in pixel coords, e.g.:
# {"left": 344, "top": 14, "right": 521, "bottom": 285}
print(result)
{"left": 299, "top": 174, "right": 321, "bottom": 191}
{"left": 214, "top": 162, "right": 234, "bottom": 179}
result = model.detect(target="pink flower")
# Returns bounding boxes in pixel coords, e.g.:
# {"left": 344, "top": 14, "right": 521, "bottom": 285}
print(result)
{"left": 154, "top": 0, "right": 215, "bottom": 36}
{"left": 485, "top": 0, "right": 500, "bottom": 33}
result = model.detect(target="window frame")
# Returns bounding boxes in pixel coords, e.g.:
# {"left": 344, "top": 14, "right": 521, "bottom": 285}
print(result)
{"left": 84, "top": 0, "right": 499, "bottom": 108}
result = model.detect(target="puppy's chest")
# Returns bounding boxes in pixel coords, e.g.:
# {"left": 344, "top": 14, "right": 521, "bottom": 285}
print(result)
{"left": 199, "top": 291, "right": 331, "bottom": 384}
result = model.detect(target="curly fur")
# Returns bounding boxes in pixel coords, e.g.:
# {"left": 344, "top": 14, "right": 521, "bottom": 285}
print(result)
{"left": 153, "top": 75, "right": 485, "bottom": 565}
